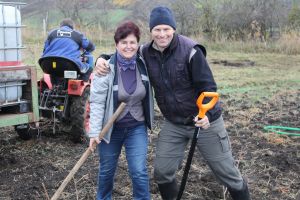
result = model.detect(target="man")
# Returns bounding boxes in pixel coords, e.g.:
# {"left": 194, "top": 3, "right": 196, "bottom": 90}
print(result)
{"left": 95, "top": 7, "right": 250, "bottom": 200}
{"left": 42, "top": 18, "right": 95, "bottom": 81}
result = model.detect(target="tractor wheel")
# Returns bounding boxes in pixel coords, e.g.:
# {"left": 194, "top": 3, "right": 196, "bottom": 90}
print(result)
{"left": 15, "top": 124, "right": 38, "bottom": 140}
{"left": 70, "top": 87, "right": 90, "bottom": 143}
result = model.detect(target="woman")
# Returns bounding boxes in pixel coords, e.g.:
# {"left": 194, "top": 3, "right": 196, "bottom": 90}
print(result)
{"left": 89, "top": 21, "right": 153, "bottom": 200}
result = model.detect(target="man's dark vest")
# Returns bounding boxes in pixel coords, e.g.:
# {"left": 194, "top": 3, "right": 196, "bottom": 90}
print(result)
{"left": 48, "top": 28, "right": 82, "bottom": 47}
{"left": 143, "top": 34, "right": 206, "bottom": 125}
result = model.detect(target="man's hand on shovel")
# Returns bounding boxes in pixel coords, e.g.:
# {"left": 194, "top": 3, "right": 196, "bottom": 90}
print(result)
{"left": 194, "top": 115, "right": 210, "bottom": 129}
{"left": 176, "top": 92, "right": 219, "bottom": 200}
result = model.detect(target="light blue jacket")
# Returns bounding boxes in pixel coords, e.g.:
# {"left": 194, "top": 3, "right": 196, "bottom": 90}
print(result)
{"left": 89, "top": 53, "right": 154, "bottom": 143}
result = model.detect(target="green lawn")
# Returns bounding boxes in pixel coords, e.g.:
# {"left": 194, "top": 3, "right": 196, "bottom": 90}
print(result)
{"left": 207, "top": 51, "right": 300, "bottom": 102}
{"left": 21, "top": 39, "right": 300, "bottom": 104}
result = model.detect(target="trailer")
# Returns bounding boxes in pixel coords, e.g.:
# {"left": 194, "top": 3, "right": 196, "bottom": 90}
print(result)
{"left": 0, "top": 2, "right": 39, "bottom": 139}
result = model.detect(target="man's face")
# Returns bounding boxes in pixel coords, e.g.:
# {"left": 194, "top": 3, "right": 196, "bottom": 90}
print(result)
{"left": 151, "top": 25, "right": 175, "bottom": 50}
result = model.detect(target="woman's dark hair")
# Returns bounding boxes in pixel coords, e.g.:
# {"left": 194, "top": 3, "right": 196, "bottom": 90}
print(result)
{"left": 114, "top": 21, "right": 140, "bottom": 44}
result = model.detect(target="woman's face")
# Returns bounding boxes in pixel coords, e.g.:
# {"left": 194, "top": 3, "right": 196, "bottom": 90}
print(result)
{"left": 116, "top": 34, "right": 139, "bottom": 59}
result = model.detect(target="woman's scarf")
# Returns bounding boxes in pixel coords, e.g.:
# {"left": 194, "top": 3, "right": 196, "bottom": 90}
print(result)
{"left": 117, "top": 52, "right": 136, "bottom": 71}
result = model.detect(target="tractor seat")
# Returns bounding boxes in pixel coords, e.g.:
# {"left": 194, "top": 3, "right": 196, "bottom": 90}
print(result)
{"left": 38, "top": 56, "right": 81, "bottom": 78}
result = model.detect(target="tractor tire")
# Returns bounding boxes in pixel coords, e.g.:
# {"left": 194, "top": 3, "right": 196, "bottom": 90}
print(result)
{"left": 15, "top": 124, "right": 38, "bottom": 140}
{"left": 70, "top": 87, "right": 90, "bottom": 143}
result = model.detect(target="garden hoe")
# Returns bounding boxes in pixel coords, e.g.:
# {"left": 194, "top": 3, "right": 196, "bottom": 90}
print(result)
{"left": 50, "top": 102, "right": 126, "bottom": 200}
{"left": 177, "top": 92, "right": 219, "bottom": 200}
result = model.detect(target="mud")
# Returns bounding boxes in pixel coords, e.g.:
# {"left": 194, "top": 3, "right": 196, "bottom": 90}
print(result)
{"left": 210, "top": 59, "right": 255, "bottom": 67}
{"left": 0, "top": 90, "right": 299, "bottom": 200}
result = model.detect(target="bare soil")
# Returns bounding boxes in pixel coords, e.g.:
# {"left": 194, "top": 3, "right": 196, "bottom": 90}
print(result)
{"left": 0, "top": 90, "right": 299, "bottom": 200}
{"left": 210, "top": 59, "right": 255, "bottom": 67}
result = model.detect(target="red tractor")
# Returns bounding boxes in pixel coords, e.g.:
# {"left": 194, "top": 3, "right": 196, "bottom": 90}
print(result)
{"left": 16, "top": 55, "right": 92, "bottom": 142}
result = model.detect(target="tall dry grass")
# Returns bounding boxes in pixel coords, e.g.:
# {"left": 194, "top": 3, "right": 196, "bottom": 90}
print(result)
{"left": 194, "top": 31, "right": 300, "bottom": 55}
{"left": 276, "top": 31, "right": 300, "bottom": 55}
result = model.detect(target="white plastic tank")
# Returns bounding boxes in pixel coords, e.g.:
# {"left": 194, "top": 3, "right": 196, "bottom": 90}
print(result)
{"left": 0, "top": 81, "right": 23, "bottom": 104}
{"left": 0, "top": 2, "right": 25, "bottom": 106}
{"left": 0, "top": 2, "right": 23, "bottom": 62}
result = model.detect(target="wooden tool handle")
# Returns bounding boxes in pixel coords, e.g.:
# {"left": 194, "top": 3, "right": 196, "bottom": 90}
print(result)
{"left": 51, "top": 102, "right": 126, "bottom": 200}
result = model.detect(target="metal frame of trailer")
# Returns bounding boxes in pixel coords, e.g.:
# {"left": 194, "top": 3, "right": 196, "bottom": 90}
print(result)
{"left": 0, "top": 65, "right": 39, "bottom": 127}
{"left": 0, "top": 2, "right": 39, "bottom": 129}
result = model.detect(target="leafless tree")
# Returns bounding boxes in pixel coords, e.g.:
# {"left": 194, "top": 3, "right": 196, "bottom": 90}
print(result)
{"left": 288, "top": 3, "right": 300, "bottom": 30}
{"left": 92, "top": 0, "right": 114, "bottom": 32}
{"left": 55, "top": 0, "right": 92, "bottom": 24}
{"left": 215, "top": 0, "right": 290, "bottom": 40}
{"left": 21, "top": 0, "right": 296, "bottom": 41}
{"left": 125, "top": 0, "right": 172, "bottom": 41}
{"left": 172, "top": 0, "right": 201, "bottom": 36}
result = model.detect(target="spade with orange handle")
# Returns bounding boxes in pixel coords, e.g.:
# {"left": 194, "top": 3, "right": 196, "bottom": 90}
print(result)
{"left": 176, "top": 92, "right": 219, "bottom": 200}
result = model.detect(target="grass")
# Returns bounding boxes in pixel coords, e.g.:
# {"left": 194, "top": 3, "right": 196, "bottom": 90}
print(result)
{"left": 208, "top": 51, "right": 300, "bottom": 102}
{"left": 20, "top": 28, "right": 300, "bottom": 104}
{"left": 197, "top": 31, "right": 300, "bottom": 55}
{"left": 23, "top": 9, "right": 130, "bottom": 30}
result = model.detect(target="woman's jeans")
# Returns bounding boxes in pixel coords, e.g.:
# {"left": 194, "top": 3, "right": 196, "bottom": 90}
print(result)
{"left": 97, "top": 124, "right": 150, "bottom": 200}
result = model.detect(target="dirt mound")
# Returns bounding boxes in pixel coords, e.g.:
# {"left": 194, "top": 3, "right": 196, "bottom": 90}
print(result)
{"left": 210, "top": 59, "right": 255, "bottom": 67}
{"left": 0, "top": 91, "right": 299, "bottom": 200}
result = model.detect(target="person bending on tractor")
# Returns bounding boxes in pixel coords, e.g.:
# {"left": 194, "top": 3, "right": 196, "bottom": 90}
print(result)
{"left": 42, "top": 18, "right": 95, "bottom": 81}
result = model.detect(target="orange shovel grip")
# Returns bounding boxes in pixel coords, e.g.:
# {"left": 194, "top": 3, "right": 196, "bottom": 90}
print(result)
{"left": 196, "top": 92, "right": 219, "bottom": 119}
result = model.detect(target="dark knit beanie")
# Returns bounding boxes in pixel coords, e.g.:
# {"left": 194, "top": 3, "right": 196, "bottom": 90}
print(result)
{"left": 149, "top": 6, "right": 176, "bottom": 31}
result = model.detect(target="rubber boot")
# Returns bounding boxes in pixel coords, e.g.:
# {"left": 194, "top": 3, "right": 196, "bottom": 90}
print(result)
{"left": 228, "top": 182, "right": 251, "bottom": 200}
{"left": 158, "top": 179, "right": 178, "bottom": 200}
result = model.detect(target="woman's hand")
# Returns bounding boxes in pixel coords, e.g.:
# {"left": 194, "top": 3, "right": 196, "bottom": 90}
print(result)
{"left": 94, "top": 58, "right": 110, "bottom": 75}
{"left": 89, "top": 137, "right": 101, "bottom": 152}
{"left": 194, "top": 115, "right": 210, "bottom": 129}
